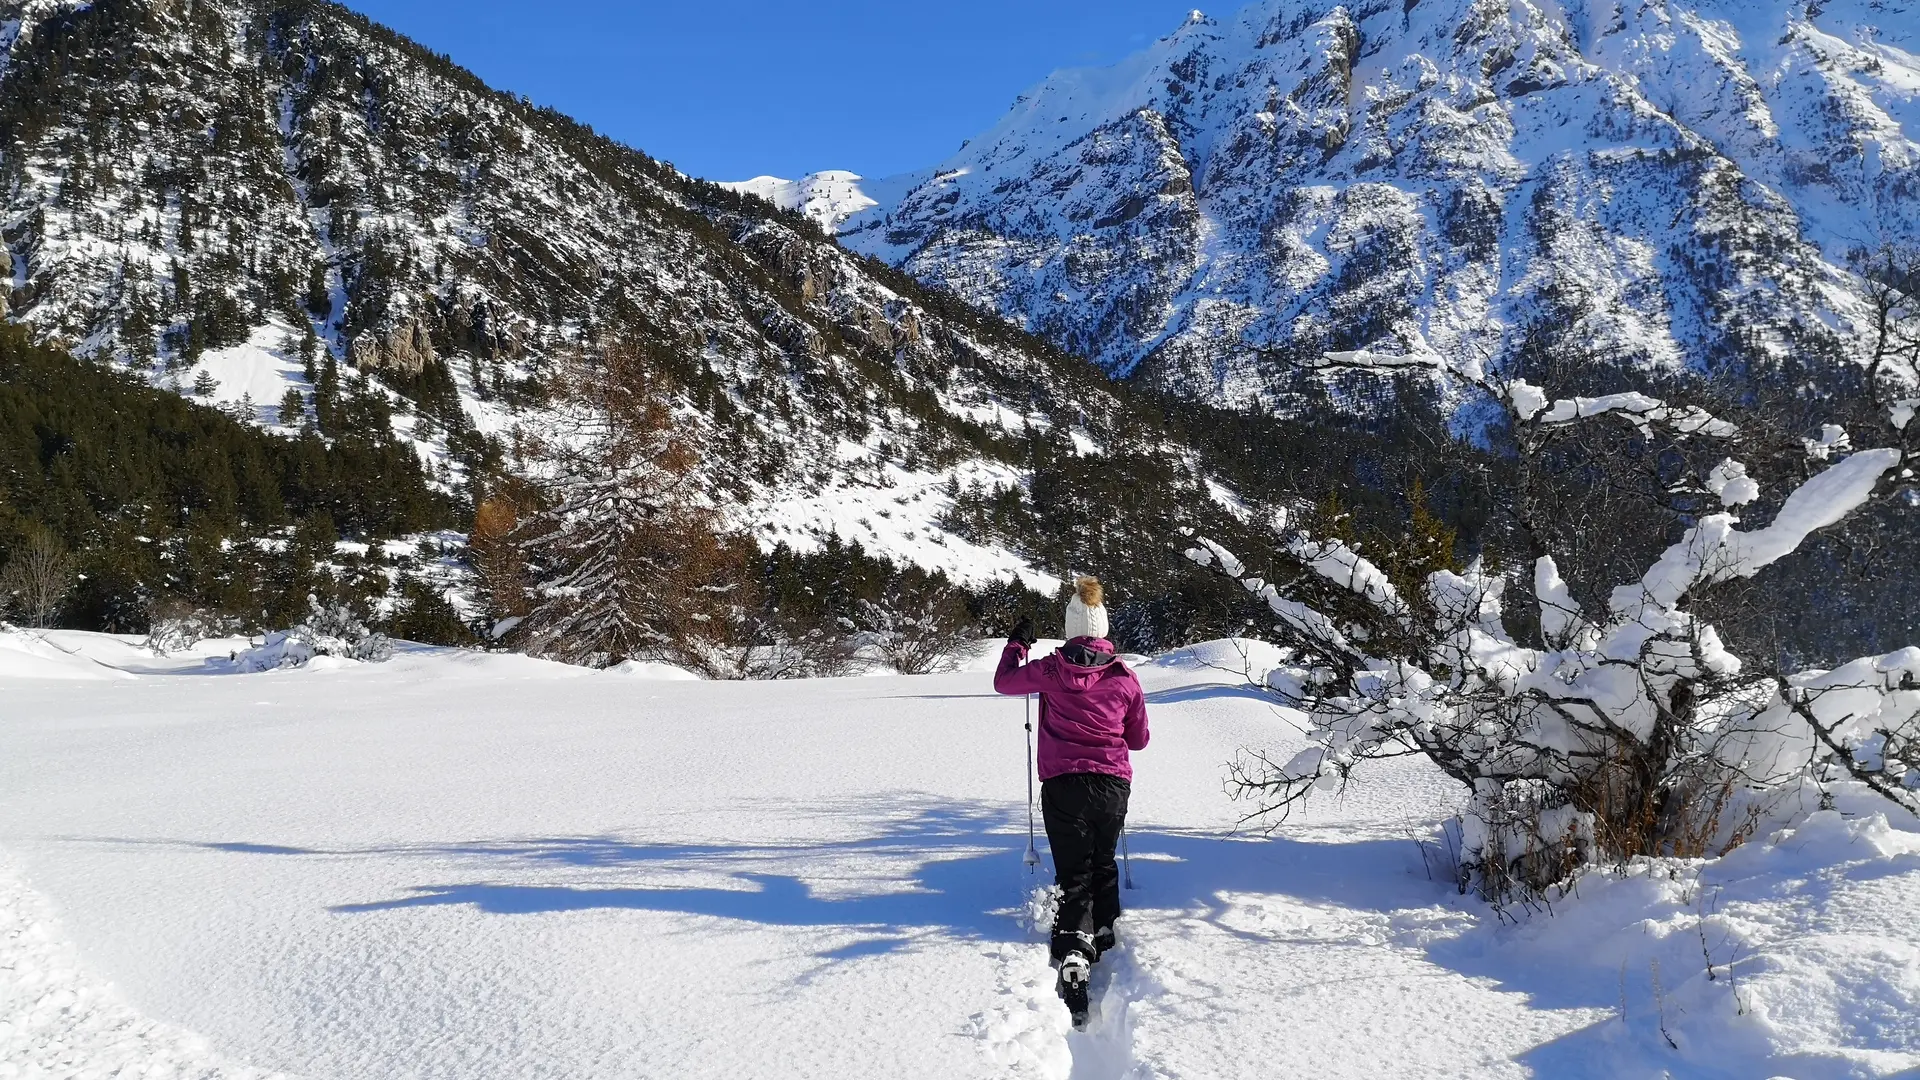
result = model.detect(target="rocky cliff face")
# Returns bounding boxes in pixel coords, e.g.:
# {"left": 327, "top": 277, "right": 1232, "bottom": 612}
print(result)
{"left": 827, "top": 0, "right": 1919, "bottom": 411}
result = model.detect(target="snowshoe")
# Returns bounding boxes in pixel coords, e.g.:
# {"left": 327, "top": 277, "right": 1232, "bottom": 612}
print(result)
{"left": 1056, "top": 952, "right": 1091, "bottom": 1030}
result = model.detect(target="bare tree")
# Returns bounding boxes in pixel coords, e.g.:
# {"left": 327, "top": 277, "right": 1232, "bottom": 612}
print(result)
{"left": 1862, "top": 246, "right": 1920, "bottom": 410}
{"left": 0, "top": 530, "right": 74, "bottom": 629}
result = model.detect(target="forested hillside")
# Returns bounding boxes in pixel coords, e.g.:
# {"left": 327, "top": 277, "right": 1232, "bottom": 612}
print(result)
{"left": 0, "top": 323, "right": 453, "bottom": 629}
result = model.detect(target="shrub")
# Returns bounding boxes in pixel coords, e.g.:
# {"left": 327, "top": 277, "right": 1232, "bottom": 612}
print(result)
{"left": 231, "top": 596, "right": 392, "bottom": 671}
{"left": 1188, "top": 338, "right": 1920, "bottom": 904}
{"left": 144, "top": 599, "right": 245, "bottom": 654}
{"left": 856, "top": 586, "right": 977, "bottom": 674}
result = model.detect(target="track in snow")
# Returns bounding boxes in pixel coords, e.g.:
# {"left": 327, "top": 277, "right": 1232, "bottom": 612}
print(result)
{"left": 1066, "top": 940, "right": 1147, "bottom": 1080}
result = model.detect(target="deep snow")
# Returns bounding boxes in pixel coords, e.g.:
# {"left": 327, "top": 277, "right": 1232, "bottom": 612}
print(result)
{"left": 3, "top": 633, "right": 1919, "bottom": 1078}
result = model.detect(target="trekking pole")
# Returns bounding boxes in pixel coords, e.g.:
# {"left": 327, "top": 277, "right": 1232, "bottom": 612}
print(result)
{"left": 1023, "top": 692, "right": 1041, "bottom": 868}
{"left": 1121, "top": 825, "right": 1137, "bottom": 889}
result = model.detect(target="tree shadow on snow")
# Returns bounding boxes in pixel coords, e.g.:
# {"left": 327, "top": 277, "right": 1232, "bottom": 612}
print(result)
{"left": 1143, "top": 682, "right": 1284, "bottom": 707}
{"left": 269, "top": 797, "right": 1453, "bottom": 964}
{"left": 76, "top": 791, "right": 1708, "bottom": 1074}
{"left": 79, "top": 799, "right": 1642, "bottom": 1070}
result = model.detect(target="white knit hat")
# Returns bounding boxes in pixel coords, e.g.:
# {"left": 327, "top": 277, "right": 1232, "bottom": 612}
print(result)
{"left": 1063, "top": 577, "right": 1108, "bottom": 641}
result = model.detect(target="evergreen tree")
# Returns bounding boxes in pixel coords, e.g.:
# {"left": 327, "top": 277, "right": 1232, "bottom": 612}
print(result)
{"left": 314, "top": 354, "right": 341, "bottom": 432}
{"left": 520, "top": 344, "right": 735, "bottom": 667}
{"left": 278, "top": 388, "right": 305, "bottom": 428}
{"left": 384, "top": 574, "right": 475, "bottom": 645}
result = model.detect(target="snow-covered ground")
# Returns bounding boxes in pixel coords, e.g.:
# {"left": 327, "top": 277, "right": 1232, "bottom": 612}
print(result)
{"left": 175, "top": 320, "right": 312, "bottom": 428}
{"left": 4, "top": 632, "right": 1919, "bottom": 1078}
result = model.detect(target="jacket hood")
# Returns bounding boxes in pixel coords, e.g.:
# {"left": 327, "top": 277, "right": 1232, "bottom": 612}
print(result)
{"left": 1057, "top": 637, "right": 1120, "bottom": 686}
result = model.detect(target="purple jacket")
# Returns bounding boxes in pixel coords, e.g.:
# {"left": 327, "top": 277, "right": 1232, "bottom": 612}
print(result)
{"left": 994, "top": 637, "right": 1150, "bottom": 781}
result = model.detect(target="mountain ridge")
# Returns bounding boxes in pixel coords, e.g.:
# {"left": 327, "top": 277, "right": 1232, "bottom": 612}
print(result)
{"left": 767, "top": 0, "right": 1919, "bottom": 412}
{"left": 3, "top": 0, "right": 1427, "bottom": 648}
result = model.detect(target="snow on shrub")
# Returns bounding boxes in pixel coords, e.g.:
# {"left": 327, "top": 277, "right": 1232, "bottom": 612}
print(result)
{"left": 230, "top": 597, "right": 392, "bottom": 671}
{"left": 1188, "top": 282, "right": 1920, "bottom": 902}
{"left": 143, "top": 604, "right": 244, "bottom": 655}
{"left": 854, "top": 586, "right": 977, "bottom": 675}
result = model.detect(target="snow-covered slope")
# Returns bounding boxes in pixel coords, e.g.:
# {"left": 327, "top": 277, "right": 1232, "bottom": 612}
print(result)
{"left": 0, "top": 0, "right": 1244, "bottom": 591}
{"left": 719, "top": 171, "right": 880, "bottom": 229}
{"left": 827, "top": 0, "right": 1920, "bottom": 409}
{"left": 4, "top": 632, "right": 1920, "bottom": 1077}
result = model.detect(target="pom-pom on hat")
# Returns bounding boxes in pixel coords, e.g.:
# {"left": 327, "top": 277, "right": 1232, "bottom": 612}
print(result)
{"left": 1064, "top": 576, "right": 1108, "bottom": 641}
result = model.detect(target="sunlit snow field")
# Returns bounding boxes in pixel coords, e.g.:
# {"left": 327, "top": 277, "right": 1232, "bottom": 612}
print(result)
{"left": 4, "top": 632, "right": 1918, "bottom": 1079}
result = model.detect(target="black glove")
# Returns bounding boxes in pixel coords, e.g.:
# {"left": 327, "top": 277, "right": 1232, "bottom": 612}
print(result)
{"left": 1009, "top": 617, "right": 1037, "bottom": 648}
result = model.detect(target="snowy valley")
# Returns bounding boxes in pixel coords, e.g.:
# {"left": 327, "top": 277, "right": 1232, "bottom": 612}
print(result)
{"left": 3, "top": 0, "right": 1920, "bottom": 1076}
{"left": 0, "top": 0, "right": 1254, "bottom": 612}
{"left": 5, "top": 632, "right": 1920, "bottom": 1079}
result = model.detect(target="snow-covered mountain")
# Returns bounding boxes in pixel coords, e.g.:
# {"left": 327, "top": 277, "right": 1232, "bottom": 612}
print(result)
{"left": 814, "top": 0, "right": 1920, "bottom": 409}
{"left": 0, "top": 0, "right": 1247, "bottom": 593}
{"left": 719, "top": 171, "right": 882, "bottom": 230}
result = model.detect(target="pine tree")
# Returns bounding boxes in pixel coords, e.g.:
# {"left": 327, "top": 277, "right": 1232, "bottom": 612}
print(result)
{"left": 520, "top": 343, "right": 735, "bottom": 667}
{"left": 384, "top": 574, "right": 474, "bottom": 645}
{"left": 314, "top": 354, "right": 340, "bottom": 432}
{"left": 306, "top": 261, "right": 329, "bottom": 317}
{"left": 278, "top": 388, "right": 305, "bottom": 428}
{"left": 1381, "top": 478, "right": 1461, "bottom": 603}
{"left": 192, "top": 369, "right": 218, "bottom": 396}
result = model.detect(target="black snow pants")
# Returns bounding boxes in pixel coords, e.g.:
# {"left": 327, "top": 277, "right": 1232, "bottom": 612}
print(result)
{"left": 1041, "top": 771, "right": 1130, "bottom": 964}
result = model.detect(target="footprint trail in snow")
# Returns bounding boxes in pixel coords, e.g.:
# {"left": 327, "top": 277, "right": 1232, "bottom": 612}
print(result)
{"left": 1065, "top": 941, "right": 1149, "bottom": 1080}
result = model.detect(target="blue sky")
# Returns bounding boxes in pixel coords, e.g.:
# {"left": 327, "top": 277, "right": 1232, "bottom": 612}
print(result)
{"left": 343, "top": 1, "right": 1203, "bottom": 182}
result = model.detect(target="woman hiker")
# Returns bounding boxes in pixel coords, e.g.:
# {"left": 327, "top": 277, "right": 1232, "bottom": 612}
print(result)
{"left": 993, "top": 576, "right": 1150, "bottom": 1027}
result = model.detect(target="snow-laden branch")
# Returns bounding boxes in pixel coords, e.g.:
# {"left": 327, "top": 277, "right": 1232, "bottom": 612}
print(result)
{"left": 1286, "top": 534, "right": 1410, "bottom": 621}
{"left": 1188, "top": 431, "right": 1914, "bottom": 899}
{"left": 1307, "top": 352, "right": 1739, "bottom": 446}
{"left": 1183, "top": 536, "right": 1243, "bottom": 577}
{"left": 1188, "top": 540, "right": 1356, "bottom": 657}
{"left": 1620, "top": 447, "right": 1900, "bottom": 613}
{"left": 1534, "top": 556, "right": 1591, "bottom": 650}
{"left": 1506, "top": 381, "right": 1738, "bottom": 438}
{"left": 1705, "top": 460, "right": 1759, "bottom": 507}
